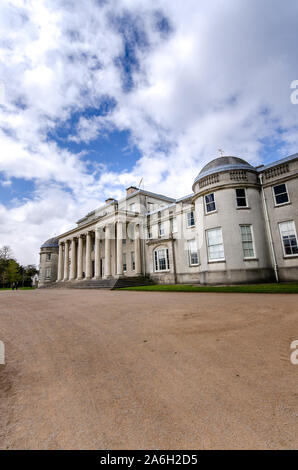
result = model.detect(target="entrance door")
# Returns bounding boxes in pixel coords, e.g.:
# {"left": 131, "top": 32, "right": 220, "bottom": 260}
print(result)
{"left": 100, "top": 258, "right": 104, "bottom": 277}
{"left": 92, "top": 260, "right": 95, "bottom": 278}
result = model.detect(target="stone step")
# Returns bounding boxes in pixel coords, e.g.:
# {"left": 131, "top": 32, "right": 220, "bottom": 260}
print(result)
{"left": 40, "top": 276, "right": 155, "bottom": 290}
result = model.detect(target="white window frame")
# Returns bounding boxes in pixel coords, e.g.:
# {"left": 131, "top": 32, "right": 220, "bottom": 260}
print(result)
{"left": 154, "top": 248, "right": 170, "bottom": 272}
{"left": 158, "top": 222, "right": 165, "bottom": 237}
{"left": 206, "top": 227, "right": 225, "bottom": 262}
{"left": 236, "top": 188, "right": 248, "bottom": 208}
{"left": 186, "top": 211, "right": 195, "bottom": 228}
{"left": 279, "top": 220, "right": 298, "bottom": 257}
{"left": 273, "top": 183, "right": 290, "bottom": 206}
{"left": 131, "top": 251, "right": 135, "bottom": 271}
{"left": 204, "top": 193, "right": 216, "bottom": 214}
{"left": 240, "top": 224, "right": 256, "bottom": 259}
{"left": 122, "top": 253, "right": 127, "bottom": 272}
{"left": 129, "top": 203, "right": 136, "bottom": 212}
{"left": 45, "top": 267, "right": 51, "bottom": 279}
{"left": 172, "top": 217, "right": 178, "bottom": 233}
{"left": 188, "top": 239, "right": 199, "bottom": 266}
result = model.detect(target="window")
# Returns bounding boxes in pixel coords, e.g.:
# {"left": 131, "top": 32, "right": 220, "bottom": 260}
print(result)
{"left": 131, "top": 252, "right": 135, "bottom": 271}
{"left": 205, "top": 193, "right": 216, "bottom": 213}
{"left": 46, "top": 253, "right": 52, "bottom": 261}
{"left": 45, "top": 267, "right": 51, "bottom": 279}
{"left": 154, "top": 248, "right": 170, "bottom": 271}
{"left": 172, "top": 217, "right": 178, "bottom": 233}
{"left": 122, "top": 253, "right": 127, "bottom": 271}
{"left": 279, "top": 221, "right": 298, "bottom": 256}
{"left": 240, "top": 225, "right": 255, "bottom": 258}
{"left": 159, "top": 222, "right": 165, "bottom": 237}
{"left": 129, "top": 203, "right": 136, "bottom": 212}
{"left": 274, "top": 184, "right": 289, "bottom": 205}
{"left": 236, "top": 188, "right": 247, "bottom": 207}
{"left": 147, "top": 202, "right": 155, "bottom": 212}
{"left": 188, "top": 240, "right": 199, "bottom": 266}
{"left": 122, "top": 238, "right": 126, "bottom": 245}
{"left": 187, "top": 211, "right": 195, "bottom": 227}
{"left": 206, "top": 228, "right": 225, "bottom": 261}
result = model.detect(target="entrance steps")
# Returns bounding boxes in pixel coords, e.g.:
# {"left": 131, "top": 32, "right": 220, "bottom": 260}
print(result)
{"left": 40, "top": 276, "right": 155, "bottom": 290}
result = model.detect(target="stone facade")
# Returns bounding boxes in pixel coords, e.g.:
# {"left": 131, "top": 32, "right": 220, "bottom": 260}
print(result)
{"left": 39, "top": 154, "right": 298, "bottom": 286}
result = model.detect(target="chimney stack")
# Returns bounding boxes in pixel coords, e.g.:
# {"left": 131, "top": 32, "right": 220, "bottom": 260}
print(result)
{"left": 126, "top": 186, "right": 139, "bottom": 196}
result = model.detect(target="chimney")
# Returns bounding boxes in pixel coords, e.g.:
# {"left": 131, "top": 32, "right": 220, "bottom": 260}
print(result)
{"left": 105, "top": 198, "right": 117, "bottom": 204}
{"left": 126, "top": 186, "right": 139, "bottom": 196}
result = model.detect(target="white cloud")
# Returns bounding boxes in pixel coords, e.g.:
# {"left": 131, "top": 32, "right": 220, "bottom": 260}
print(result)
{"left": 0, "top": 0, "right": 298, "bottom": 264}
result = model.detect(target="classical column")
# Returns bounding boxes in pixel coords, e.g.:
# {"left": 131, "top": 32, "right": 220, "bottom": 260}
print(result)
{"left": 104, "top": 225, "right": 111, "bottom": 277}
{"left": 85, "top": 231, "right": 92, "bottom": 279}
{"left": 77, "top": 235, "right": 83, "bottom": 280}
{"left": 116, "top": 221, "right": 123, "bottom": 276}
{"left": 57, "top": 242, "right": 64, "bottom": 281}
{"left": 70, "top": 238, "right": 77, "bottom": 280}
{"left": 135, "top": 225, "right": 141, "bottom": 275}
{"left": 63, "top": 240, "right": 69, "bottom": 281}
{"left": 94, "top": 228, "right": 101, "bottom": 279}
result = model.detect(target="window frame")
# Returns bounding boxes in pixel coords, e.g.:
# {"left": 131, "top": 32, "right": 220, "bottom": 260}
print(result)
{"left": 236, "top": 188, "right": 248, "bottom": 208}
{"left": 158, "top": 222, "right": 165, "bottom": 237}
{"left": 186, "top": 211, "right": 195, "bottom": 228}
{"left": 45, "top": 267, "right": 51, "bottom": 279}
{"left": 188, "top": 239, "right": 199, "bottom": 266}
{"left": 46, "top": 252, "right": 52, "bottom": 261}
{"left": 240, "top": 224, "right": 256, "bottom": 259}
{"left": 122, "top": 253, "right": 127, "bottom": 272}
{"left": 154, "top": 248, "right": 170, "bottom": 272}
{"left": 204, "top": 193, "right": 216, "bottom": 214}
{"left": 206, "top": 227, "right": 225, "bottom": 262}
{"left": 131, "top": 251, "right": 135, "bottom": 271}
{"left": 279, "top": 220, "right": 298, "bottom": 257}
{"left": 273, "top": 183, "right": 290, "bottom": 207}
{"left": 172, "top": 217, "right": 178, "bottom": 233}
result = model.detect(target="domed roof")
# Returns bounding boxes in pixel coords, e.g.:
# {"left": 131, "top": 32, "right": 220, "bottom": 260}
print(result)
{"left": 41, "top": 237, "right": 59, "bottom": 248}
{"left": 194, "top": 156, "right": 254, "bottom": 183}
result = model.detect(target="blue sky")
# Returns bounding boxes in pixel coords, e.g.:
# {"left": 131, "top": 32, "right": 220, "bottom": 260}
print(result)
{"left": 1, "top": 0, "right": 298, "bottom": 264}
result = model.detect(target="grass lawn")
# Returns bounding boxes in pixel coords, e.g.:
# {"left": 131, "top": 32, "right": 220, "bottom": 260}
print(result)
{"left": 119, "top": 283, "right": 298, "bottom": 294}
{"left": 0, "top": 287, "right": 36, "bottom": 291}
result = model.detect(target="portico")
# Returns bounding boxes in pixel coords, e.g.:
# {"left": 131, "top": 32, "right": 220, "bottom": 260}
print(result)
{"left": 57, "top": 220, "right": 142, "bottom": 282}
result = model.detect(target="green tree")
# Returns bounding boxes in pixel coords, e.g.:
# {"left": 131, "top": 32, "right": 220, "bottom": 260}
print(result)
{"left": 5, "top": 259, "right": 22, "bottom": 286}
{"left": 0, "top": 245, "right": 14, "bottom": 287}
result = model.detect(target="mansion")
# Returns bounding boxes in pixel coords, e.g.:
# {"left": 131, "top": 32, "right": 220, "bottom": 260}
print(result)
{"left": 39, "top": 154, "right": 298, "bottom": 287}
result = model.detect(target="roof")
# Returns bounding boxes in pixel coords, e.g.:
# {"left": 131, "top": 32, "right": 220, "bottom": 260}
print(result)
{"left": 256, "top": 152, "right": 298, "bottom": 172}
{"left": 41, "top": 237, "right": 59, "bottom": 248}
{"left": 194, "top": 156, "right": 254, "bottom": 183}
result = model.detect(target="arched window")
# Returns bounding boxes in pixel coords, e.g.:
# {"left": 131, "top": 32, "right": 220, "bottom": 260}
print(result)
{"left": 154, "top": 247, "right": 170, "bottom": 272}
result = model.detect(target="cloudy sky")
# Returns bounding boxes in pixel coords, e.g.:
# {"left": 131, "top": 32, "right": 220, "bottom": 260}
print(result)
{"left": 1, "top": 0, "right": 298, "bottom": 265}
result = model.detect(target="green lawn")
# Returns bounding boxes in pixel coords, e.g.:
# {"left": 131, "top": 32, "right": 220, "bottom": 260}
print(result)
{"left": 119, "top": 283, "right": 298, "bottom": 294}
{"left": 0, "top": 287, "right": 36, "bottom": 291}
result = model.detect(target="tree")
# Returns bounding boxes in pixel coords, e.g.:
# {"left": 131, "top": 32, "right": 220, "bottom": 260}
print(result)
{"left": 0, "top": 246, "right": 14, "bottom": 261}
{"left": 0, "top": 246, "right": 14, "bottom": 287}
{"left": 19, "top": 264, "right": 38, "bottom": 287}
{"left": 5, "top": 259, "right": 22, "bottom": 285}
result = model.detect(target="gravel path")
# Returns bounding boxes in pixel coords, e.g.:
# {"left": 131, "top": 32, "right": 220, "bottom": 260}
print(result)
{"left": 0, "top": 289, "right": 297, "bottom": 449}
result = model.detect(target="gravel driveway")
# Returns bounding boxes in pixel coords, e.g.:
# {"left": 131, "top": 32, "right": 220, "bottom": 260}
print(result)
{"left": 0, "top": 289, "right": 297, "bottom": 449}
